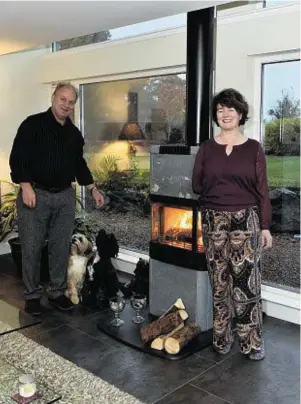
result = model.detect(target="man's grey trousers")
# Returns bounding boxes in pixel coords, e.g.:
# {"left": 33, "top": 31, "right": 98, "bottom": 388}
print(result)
{"left": 16, "top": 187, "right": 75, "bottom": 300}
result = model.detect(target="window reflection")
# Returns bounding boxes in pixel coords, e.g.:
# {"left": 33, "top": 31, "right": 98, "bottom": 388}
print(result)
{"left": 80, "top": 74, "right": 186, "bottom": 253}
{"left": 261, "top": 60, "right": 300, "bottom": 291}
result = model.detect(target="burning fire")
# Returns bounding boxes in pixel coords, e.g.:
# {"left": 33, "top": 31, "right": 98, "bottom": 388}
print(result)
{"left": 162, "top": 207, "right": 203, "bottom": 249}
{"left": 177, "top": 212, "right": 192, "bottom": 229}
{"left": 174, "top": 211, "right": 203, "bottom": 246}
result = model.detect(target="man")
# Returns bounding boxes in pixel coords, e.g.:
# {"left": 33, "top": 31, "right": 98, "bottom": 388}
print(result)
{"left": 9, "top": 82, "right": 104, "bottom": 315}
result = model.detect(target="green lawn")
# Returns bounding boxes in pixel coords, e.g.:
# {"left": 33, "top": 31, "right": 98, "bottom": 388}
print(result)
{"left": 266, "top": 156, "right": 300, "bottom": 188}
{"left": 87, "top": 151, "right": 299, "bottom": 189}
{"left": 133, "top": 154, "right": 300, "bottom": 189}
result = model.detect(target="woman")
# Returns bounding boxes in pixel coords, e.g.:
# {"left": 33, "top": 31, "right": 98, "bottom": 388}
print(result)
{"left": 192, "top": 88, "right": 272, "bottom": 360}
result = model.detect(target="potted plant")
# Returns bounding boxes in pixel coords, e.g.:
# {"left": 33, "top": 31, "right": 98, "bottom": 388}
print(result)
{"left": 0, "top": 181, "right": 19, "bottom": 241}
{"left": 0, "top": 181, "right": 85, "bottom": 281}
{"left": 0, "top": 181, "right": 49, "bottom": 280}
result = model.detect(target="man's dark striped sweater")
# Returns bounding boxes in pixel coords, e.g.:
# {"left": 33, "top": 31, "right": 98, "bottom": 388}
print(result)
{"left": 9, "top": 108, "right": 93, "bottom": 188}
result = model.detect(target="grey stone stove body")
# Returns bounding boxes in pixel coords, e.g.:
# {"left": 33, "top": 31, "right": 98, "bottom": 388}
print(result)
{"left": 149, "top": 145, "right": 213, "bottom": 331}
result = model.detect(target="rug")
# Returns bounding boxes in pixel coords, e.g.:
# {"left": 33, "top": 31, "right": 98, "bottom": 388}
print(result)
{"left": 0, "top": 322, "right": 145, "bottom": 404}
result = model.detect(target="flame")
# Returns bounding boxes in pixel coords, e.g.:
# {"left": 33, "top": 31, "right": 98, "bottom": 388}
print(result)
{"left": 156, "top": 206, "right": 204, "bottom": 250}
{"left": 177, "top": 212, "right": 193, "bottom": 229}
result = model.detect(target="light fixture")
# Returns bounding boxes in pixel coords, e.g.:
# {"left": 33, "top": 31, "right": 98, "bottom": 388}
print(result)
{"left": 118, "top": 91, "right": 145, "bottom": 140}
{"left": 119, "top": 122, "right": 145, "bottom": 140}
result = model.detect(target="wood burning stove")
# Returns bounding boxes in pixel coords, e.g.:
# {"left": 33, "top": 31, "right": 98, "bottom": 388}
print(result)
{"left": 152, "top": 203, "right": 204, "bottom": 252}
{"left": 148, "top": 4, "right": 215, "bottom": 334}
{"left": 150, "top": 194, "right": 206, "bottom": 270}
{"left": 97, "top": 6, "right": 215, "bottom": 358}
{"left": 149, "top": 145, "right": 212, "bottom": 330}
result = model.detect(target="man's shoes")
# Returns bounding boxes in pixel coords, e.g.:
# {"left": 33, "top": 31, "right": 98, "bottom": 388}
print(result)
{"left": 48, "top": 295, "right": 74, "bottom": 311}
{"left": 25, "top": 298, "right": 42, "bottom": 316}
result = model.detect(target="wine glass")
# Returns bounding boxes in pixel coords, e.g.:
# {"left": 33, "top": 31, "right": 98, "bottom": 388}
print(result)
{"left": 131, "top": 294, "right": 147, "bottom": 324}
{"left": 109, "top": 296, "right": 126, "bottom": 327}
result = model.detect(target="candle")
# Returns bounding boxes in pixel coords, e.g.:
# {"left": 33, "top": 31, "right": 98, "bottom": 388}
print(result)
{"left": 19, "top": 374, "right": 36, "bottom": 398}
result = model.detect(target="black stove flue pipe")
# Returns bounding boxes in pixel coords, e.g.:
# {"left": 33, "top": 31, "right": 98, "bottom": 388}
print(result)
{"left": 185, "top": 7, "right": 216, "bottom": 146}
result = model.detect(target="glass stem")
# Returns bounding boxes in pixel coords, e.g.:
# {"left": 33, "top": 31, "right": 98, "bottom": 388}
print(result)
{"left": 136, "top": 309, "right": 140, "bottom": 318}
{"left": 115, "top": 312, "right": 119, "bottom": 320}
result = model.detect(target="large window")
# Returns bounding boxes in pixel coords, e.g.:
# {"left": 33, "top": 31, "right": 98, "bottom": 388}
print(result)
{"left": 261, "top": 59, "right": 300, "bottom": 291}
{"left": 215, "top": 0, "right": 300, "bottom": 292}
{"left": 80, "top": 74, "right": 186, "bottom": 253}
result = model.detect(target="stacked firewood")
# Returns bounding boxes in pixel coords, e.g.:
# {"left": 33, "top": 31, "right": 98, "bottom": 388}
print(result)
{"left": 140, "top": 299, "right": 200, "bottom": 355}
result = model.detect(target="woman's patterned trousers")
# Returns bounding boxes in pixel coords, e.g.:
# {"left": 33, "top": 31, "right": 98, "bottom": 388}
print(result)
{"left": 201, "top": 206, "right": 263, "bottom": 354}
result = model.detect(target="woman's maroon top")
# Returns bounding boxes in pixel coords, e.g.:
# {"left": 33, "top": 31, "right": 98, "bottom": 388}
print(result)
{"left": 192, "top": 138, "right": 272, "bottom": 230}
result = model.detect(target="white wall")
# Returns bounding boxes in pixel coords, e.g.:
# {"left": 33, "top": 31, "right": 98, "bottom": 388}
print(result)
{"left": 215, "top": 4, "right": 300, "bottom": 138}
{"left": 38, "top": 3, "right": 300, "bottom": 142}
{"left": 38, "top": 29, "right": 187, "bottom": 84}
{"left": 0, "top": 48, "right": 51, "bottom": 181}
{"left": 37, "top": 2, "right": 263, "bottom": 84}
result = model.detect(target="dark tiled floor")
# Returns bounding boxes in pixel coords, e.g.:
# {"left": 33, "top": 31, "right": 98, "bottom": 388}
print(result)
{"left": 0, "top": 253, "right": 300, "bottom": 404}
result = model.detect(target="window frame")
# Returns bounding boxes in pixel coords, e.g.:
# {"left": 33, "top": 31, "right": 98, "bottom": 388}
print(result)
{"left": 252, "top": 51, "right": 300, "bottom": 143}
{"left": 72, "top": 66, "right": 186, "bottom": 221}
{"left": 75, "top": 65, "right": 186, "bottom": 144}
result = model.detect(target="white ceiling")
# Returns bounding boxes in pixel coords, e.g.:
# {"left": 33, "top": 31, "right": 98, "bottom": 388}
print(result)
{"left": 0, "top": 1, "right": 231, "bottom": 55}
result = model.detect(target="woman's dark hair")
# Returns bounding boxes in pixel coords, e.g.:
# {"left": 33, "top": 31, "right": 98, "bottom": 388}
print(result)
{"left": 212, "top": 88, "right": 249, "bottom": 126}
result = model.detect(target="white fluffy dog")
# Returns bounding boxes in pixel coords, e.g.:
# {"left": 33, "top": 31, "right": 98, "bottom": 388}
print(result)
{"left": 65, "top": 233, "right": 94, "bottom": 305}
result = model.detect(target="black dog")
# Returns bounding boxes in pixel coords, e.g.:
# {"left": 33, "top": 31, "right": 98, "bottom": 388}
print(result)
{"left": 81, "top": 229, "right": 121, "bottom": 309}
{"left": 120, "top": 258, "right": 149, "bottom": 301}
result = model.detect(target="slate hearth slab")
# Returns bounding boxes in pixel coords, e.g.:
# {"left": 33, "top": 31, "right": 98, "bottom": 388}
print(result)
{"left": 96, "top": 303, "right": 212, "bottom": 360}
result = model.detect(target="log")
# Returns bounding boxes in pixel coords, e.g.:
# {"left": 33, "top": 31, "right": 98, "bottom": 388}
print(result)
{"left": 159, "top": 298, "right": 185, "bottom": 319}
{"left": 140, "top": 310, "right": 188, "bottom": 344}
{"left": 150, "top": 323, "right": 184, "bottom": 351}
{"left": 164, "top": 323, "right": 201, "bottom": 354}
